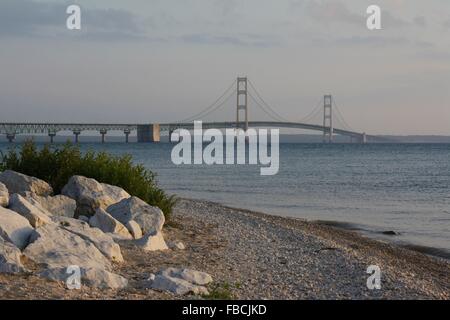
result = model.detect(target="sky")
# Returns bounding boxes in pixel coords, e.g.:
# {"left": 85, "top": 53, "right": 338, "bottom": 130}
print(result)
{"left": 0, "top": 0, "right": 449, "bottom": 135}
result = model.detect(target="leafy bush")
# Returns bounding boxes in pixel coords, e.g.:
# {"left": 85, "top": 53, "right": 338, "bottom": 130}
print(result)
{"left": 0, "top": 140, "right": 176, "bottom": 219}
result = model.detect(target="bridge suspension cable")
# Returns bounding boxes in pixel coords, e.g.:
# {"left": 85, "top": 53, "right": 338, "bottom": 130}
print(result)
{"left": 176, "top": 79, "right": 237, "bottom": 123}
{"left": 332, "top": 98, "right": 354, "bottom": 132}
{"left": 247, "top": 80, "right": 291, "bottom": 123}
{"left": 298, "top": 97, "right": 323, "bottom": 124}
{"left": 248, "top": 92, "right": 286, "bottom": 122}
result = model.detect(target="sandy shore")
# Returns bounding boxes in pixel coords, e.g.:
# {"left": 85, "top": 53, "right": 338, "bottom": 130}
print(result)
{"left": 0, "top": 198, "right": 448, "bottom": 299}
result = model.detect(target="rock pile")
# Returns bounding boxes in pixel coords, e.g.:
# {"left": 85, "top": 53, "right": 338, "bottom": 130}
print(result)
{"left": 0, "top": 170, "right": 193, "bottom": 291}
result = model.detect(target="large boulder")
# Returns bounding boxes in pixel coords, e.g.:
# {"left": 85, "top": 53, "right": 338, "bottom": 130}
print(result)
{"left": 8, "top": 194, "right": 53, "bottom": 228}
{"left": 89, "top": 208, "right": 132, "bottom": 240}
{"left": 23, "top": 224, "right": 112, "bottom": 271}
{"left": 125, "top": 220, "right": 142, "bottom": 239}
{"left": 107, "top": 196, "right": 165, "bottom": 234}
{"left": 39, "top": 266, "right": 128, "bottom": 290}
{"left": 135, "top": 231, "right": 168, "bottom": 251}
{"left": 61, "top": 176, "right": 129, "bottom": 216}
{"left": 101, "top": 184, "right": 130, "bottom": 203}
{"left": 53, "top": 216, "right": 124, "bottom": 263}
{"left": 25, "top": 193, "right": 76, "bottom": 218}
{"left": 0, "top": 170, "right": 53, "bottom": 196}
{"left": 0, "top": 207, "right": 34, "bottom": 250}
{"left": 147, "top": 268, "right": 212, "bottom": 295}
{"left": 0, "top": 182, "right": 9, "bottom": 207}
{"left": 0, "top": 236, "right": 27, "bottom": 274}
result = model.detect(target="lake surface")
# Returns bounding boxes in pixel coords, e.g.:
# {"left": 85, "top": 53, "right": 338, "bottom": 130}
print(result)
{"left": 1, "top": 142, "right": 449, "bottom": 258}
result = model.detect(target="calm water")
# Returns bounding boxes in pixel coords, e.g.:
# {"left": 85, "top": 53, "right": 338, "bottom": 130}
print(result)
{"left": 1, "top": 142, "right": 449, "bottom": 258}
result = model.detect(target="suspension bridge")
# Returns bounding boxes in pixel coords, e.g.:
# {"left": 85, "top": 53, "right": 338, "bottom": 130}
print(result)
{"left": 0, "top": 77, "right": 372, "bottom": 143}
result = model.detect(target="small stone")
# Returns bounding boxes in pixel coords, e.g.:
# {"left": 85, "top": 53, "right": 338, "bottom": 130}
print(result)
{"left": 382, "top": 231, "right": 398, "bottom": 236}
{"left": 168, "top": 241, "right": 186, "bottom": 250}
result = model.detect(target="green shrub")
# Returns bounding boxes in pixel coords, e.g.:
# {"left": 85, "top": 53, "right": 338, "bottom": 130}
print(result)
{"left": 202, "top": 282, "right": 235, "bottom": 300}
{"left": 0, "top": 140, "right": 176, "bottom": 220}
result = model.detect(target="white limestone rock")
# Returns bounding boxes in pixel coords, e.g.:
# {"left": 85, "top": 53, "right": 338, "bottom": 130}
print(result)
{"left": 25, "top": 193, "right": 76, "bottom": 218}
{"left": 78, "top": 215, "right": 90, "bottom": 223}
{"left": 61, "top": 176, "right": 129, "bottom": 216}
{"left": 23, "top": 224, "right": 112, "bottom": 271}
{"left": 135, "top": 231, "right": 168, "bottom": 251}
{"left": 168, "top": 241, "right": 186, "bottom": 250}
{"left": 0, "top": 207, "right": 34, "bottom": 250}
{"left": 8, "top": 194, "right": 53, "bottom": 228}
{"left": 0, "top": 235, "right": 27, "bottom": 274}
{"left": 147, "top": 268, "right": 213, "bottom": 295}
{"left": 161, "top": 268, "right": 213, "bottom": 286}
{"left": 89, "top": 208, "right": 132, "bottom": 239}
{"left": 0, "top": 170, "right": 53, "bottom": 196}
{"left": 0, "top": 182, "right": 9, "bottom": 207}
{"left": 107, "top": 196, "right": 165, "bottom": 234}
{"left": 101, "top": 184, "right": 130, "bottom": 203}
{"left": 53, "top": 216, "right": 124, "bottom": 263}
{"left": 125, "top": 220, "right": 142, "bottom": 239}
{"left": 39, "top": 266, "right": 128, "bottom": 290}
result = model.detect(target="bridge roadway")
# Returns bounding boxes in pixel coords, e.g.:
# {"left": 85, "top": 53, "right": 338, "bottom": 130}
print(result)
{"left": 0, "top": 121, "right": 368, "bottom": 143}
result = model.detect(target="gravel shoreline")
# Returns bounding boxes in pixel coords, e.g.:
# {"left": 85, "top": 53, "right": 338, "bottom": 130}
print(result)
{"left": 1, "top": 198, "right": 448, "bottom": 299}
{"left": 173, "top": 198, "right": 449, "bottom": 299}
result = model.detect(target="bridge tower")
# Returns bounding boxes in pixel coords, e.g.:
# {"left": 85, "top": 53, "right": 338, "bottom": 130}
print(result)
{"left": 236, "top": 77, "right": 248, "bottom": 131}
{"left": 323, "top": 94, "right": 333, "bottom": 143}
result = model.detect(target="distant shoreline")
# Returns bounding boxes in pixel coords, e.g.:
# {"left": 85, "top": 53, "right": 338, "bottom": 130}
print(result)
{"left": 2, "top": 135, "right": 450, "bottom": 144}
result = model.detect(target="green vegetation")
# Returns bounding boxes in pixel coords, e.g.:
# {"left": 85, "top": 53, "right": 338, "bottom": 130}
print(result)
{"left": 0, "top": 140, "right": 176, "bottom": 219}
{"left": 203, "top": 282, "right": 236, "bottom": 300}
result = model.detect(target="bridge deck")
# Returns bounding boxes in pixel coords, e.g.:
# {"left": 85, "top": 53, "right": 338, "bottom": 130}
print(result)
{"left": 0, "top": 121, "right": 372, "bottom": 142}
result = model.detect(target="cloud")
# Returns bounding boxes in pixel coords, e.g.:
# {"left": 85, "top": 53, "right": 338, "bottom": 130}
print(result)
{"left": 0, "top": 0, "right": 144, "bottom": 39}
{"left": 444, "top": 18, "right": 450, "bottom": 29}
{"left": 179, "top": 33, "right": 281, "bottom": 47}
{"left": 382, "top": 10, "right": 409, "bottom": 28}
{"left": 413, "top": 16, "right": 427, "bottom": 28}
{"left": 304, "top": 0, "right": 363, "bottom": 26}
{"left": 332, "top": 35, "right": 410, "bottom": 47}
{"left": 0, "top": 0, "right": 63, "bottom": 36}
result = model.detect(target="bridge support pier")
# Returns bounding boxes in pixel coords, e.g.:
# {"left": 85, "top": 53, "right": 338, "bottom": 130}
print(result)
{"left": 48, "top": 132, "right": 56, "bottom": 143}
{"left": 361, "top": 133, "right": 367, "bottom": 144}
{"left": 73, "top": 130, "right": 81, "bottom": 143}
{"left": 124, "top": 129, "right": 131, "bottom": 143}
{"left": 137, "top": 124, "right": 160, "bottom": 143}
{"left": 6, "top": 133, "right": 15, "bottom": 143}
{"left": 100, "top": 129, "right": 107, "bottom": 143}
